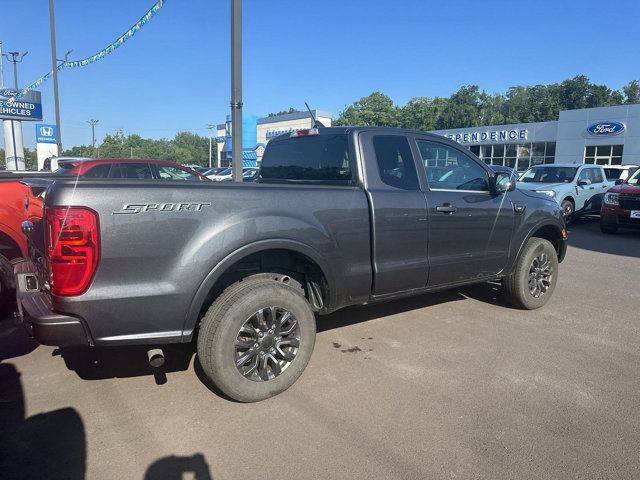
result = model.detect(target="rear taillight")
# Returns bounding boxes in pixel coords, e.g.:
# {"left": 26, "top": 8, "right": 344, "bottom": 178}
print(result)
{"left": 46, "top": 206, "right": 100, "bottom": 296}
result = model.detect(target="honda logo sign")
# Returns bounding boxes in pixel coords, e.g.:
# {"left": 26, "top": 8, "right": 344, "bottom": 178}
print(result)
{"left": 35, "top": 123, "right": 57, "bottom": 144}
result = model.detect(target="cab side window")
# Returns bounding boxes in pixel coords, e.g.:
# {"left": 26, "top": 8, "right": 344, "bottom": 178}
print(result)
{"left": 83, "top": 164, "right": 111, "bottom": 178}
{"left": 110, "top": 163, "right": 153, "bottom": 179}
{"left": 372, "top": 135, "right": 419, "bottom": 190}
{"left": 589, "top": 168, "right": 604, "bottom": 184}
{"left": 416, "top": 140, "right": 490, "bottom": 191}
{"left": 578, "top": 169, "right": 591, "bottom": 184}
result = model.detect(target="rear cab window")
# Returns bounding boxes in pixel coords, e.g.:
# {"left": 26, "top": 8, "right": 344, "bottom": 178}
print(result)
{"left": 260, "top": 133, "right": 352, "bottom": 184}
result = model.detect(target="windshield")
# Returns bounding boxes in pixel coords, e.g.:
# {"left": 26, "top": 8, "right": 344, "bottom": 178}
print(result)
{"left": 520, "top": 166, "right": 577, "bottom": 183}
{"left": 627, "top": 168, "right": 640, "bottom": 186}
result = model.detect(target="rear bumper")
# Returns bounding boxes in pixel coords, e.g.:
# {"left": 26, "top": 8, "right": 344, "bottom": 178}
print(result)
{"left": 14, "top": 260, "right": 92, "bottom": 347}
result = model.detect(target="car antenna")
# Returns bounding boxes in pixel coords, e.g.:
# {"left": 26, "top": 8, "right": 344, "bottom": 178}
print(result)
{"left": 305, "top": 102, "right": 326, "bottom": 128}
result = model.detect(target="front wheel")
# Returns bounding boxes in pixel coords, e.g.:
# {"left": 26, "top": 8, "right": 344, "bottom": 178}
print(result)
{"left": 197, "top": 277, "right": 316, "bottom": 402}
{"left": 503, "top": 238, "right": 559, "bottom": 310}
{"left": 561, "top": 199, "right": 574, "bottom": 225}
{"left": 600, "top": 221, "right": 618, "bottom": 234}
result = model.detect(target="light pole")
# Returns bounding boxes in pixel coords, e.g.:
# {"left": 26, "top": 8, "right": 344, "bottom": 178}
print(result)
{"left": 230, "top": 0, "right": 243, "bottom": 182}
{"left": 2, "top": 50, "right": 28, "bottom": 170}
{"left": 206, "top": 124, "right": 215, "bottom": 168}
{"left": 49, "top": 0, "right": 63, "bottom": 155}
{"left": 87, "top": 119, "right": 99, "bottom": 148}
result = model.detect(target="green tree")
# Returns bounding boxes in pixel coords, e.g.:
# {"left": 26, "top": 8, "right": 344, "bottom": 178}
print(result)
{"left": 267, "top": 107, "right": 298, "bottom": 117}
{"left": 398, "top": 96, "right": 448, "bottom": 131}
{"left": 623, "top": 80, "right": 640, "bottom": 104}
{"left": 334, "top": 92, "right": 399, "bottom": 127}
{"left": 435, "top": 85, "right": 483, "bottom": 129}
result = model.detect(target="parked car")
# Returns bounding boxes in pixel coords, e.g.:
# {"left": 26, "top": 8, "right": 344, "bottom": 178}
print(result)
{"left": 209, "top": 167, "right": 259, "bottom": 182}
{"left": 16, "top": 126, "right": 566, "bottom": 402}
{"left": 518, "top": 164, "right": 614, "bottom": 223}
{"left": 219, "top": 167, "right": 260, "bottom": 182}
{"left": 203, "top": 167, "right": 228, "bottom": 178}
{"left": 603, "top": 165, "right": 639, "bottom": 183}
{"left": 208, "top": 167, "right": 232, "bottom": 181}
{"left": 0, "top": 173, "right": 54, "bottom": 309}
{"left": 194, "top": 166, "right": 212, "bottom": 174}
{"left": 600, "top": 167, "right": 640, "bottom": 233}
{"left": 54, "top": 158, "right": 210, "bottom": 181}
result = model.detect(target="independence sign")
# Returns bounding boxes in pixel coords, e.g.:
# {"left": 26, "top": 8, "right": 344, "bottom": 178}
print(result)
{"left": 0, "top": 90, "right": 43, "bottom": 121}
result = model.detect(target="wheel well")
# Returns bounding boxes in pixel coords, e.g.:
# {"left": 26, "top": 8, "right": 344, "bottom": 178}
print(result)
{"left": 0, "top": 231, "right": 22, "bottom": 261}
{"left": 531, "top": 225, "right": 563, "bottom": 258}
{"left": 562, "top": 196, "right": 575, "bottom": 206}
{"left": 198, "top": 249, "right": 329, "bottom": 320}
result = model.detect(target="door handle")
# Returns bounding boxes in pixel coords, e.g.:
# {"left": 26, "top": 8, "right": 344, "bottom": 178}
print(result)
{"left": 436, "top": 204, "right": 457, "bottom": 214}
{"left": 589, "top": 186, "right": 595, "bottom": 190}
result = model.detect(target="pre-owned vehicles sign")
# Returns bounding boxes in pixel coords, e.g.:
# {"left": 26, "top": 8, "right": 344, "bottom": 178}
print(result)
{"left": 0, "top": 90, "right": 43, "bottom": 121}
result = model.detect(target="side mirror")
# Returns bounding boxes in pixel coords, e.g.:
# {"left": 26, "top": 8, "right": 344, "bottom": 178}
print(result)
{"left": 614, "top": 179, "right": 624, "bottom": 185}
{"left": 577, "top": 179, "right": 591, "bottom": 186}
{"left": 494, "top": 172, "right": 516, "bottom": 193}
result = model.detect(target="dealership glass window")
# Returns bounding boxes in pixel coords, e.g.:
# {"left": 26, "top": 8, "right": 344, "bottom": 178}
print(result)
{"left": 583, "top": 144, "right": 623, "bottom": 165}
{"left": 471, "top": 142, "right": 555, "bottom": 171}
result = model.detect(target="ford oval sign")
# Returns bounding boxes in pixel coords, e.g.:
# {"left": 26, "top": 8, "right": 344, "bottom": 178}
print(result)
{"left": 0, "top": 88, "right": 19, "bottom": 98}
{"left": 587, "top": 121, "right": 626, "bottom": 136}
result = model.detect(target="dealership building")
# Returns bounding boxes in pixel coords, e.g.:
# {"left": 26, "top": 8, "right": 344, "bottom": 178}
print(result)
{"left": 213, "top": 104, "right": 639, "bottom": 171}
{"left": 431, "top": 104, "right": 640, "bottom": 171}
{"left": 215, "top": 110, "right": 332, "bottom": 166}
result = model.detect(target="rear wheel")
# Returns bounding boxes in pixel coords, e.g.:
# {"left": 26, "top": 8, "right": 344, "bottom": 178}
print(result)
{"left": 197, "top": 276, "right": 316, "bottom": 402}
{"left": 503, "top": 238, "right": 558, "bottom": 310}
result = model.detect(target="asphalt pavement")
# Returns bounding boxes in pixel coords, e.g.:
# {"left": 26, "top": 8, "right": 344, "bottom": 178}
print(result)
{"left": 1, "top": 218, "right": 639, "bottom": 480}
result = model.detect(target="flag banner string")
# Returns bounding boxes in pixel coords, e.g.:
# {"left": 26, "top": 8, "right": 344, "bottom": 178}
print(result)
{"left": 11, "top": 0, "right": 165, "bottom": 100}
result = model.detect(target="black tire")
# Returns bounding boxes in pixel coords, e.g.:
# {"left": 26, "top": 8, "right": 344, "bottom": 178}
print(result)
{"left": 561, "top": 199, "right": 574, "bottom": 225}
{"left": 197, "top": 276, "right": 316, "bottom": 402}
{"left": 599, "top": 222, "right": 618, "bottom": 234}
{"left": 503, "top": 238, "right": 558, "bottom": 310}
{"left": 0, "top": 254, "right": 16, "bottom": 314}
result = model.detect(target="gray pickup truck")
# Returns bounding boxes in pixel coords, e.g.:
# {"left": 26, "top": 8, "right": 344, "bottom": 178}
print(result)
{"left": 15, "top": 126, "right": 567, "bottom": 402}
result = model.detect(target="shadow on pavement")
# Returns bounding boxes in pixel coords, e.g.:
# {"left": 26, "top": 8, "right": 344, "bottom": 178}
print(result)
{"left": 145, "top": 453, "right": 213, "bottom": 480}
{"left": 0, "top": 316, "right": 38, "bottom": 361}
{"left": 568, "top": 217, "right": 640, "bottom": 258}
{"left": 55, "top": 343, "right": 194, "bottom": 383}
{"left": 0, "top": 363, "right": 87, "bottom": 480}
{"left": 318, "top": 289, "right": 467, "bottom": 333}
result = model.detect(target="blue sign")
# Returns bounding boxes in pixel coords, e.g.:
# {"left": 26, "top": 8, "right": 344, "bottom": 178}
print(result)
{"left": 0, "top": 88, "right": 19, "bottom": 97}
{"left": 36, "top": 124, "right": 57, "bottom": 144}
{"left": 587, "top": 121, "right": 625, "bottom": 136}
{"left": 0, "top": 98, "right": 43, "bottom": 121}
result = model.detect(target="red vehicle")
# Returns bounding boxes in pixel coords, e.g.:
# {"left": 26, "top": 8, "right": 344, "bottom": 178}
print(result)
{"left": 0, "top": 175, "right": 45, "bottom": 308}
{"left": 600, "top": 167, "right": 640, "bottom": 233}
{"left": 54, "top": 158, "right": 210, "bottom": 181}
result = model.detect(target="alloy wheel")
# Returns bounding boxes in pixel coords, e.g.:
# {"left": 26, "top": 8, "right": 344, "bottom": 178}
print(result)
{"left": 234, "top": 306, "right": 300, "bottom": 382}
{"left": 528, "top": 253, "right": 553, "bottom": 298}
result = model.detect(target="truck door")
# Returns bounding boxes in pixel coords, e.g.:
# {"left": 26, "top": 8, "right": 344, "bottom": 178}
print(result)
{"left": 413, "top": 138, "right": 513, "bottom": 286}
{"left": 359, "top": 132, "right": 429, "bottom": 295}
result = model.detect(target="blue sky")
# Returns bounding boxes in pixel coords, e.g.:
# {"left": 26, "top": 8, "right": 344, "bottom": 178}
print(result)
{"left": 1, "top": 0, "right": 639, "bottom": 149}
